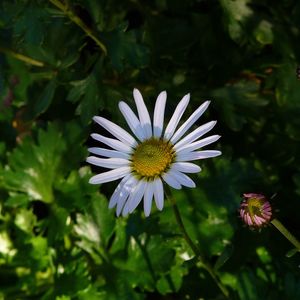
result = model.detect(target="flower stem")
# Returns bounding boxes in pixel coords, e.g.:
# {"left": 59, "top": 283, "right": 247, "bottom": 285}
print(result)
{"left": 0, "top": 47, "right": 45, "bottom": 67}
{"left": 167, "top": 190, "right": 229, "bottom": 298}
{"left": 49, "top": 0, "right": 107, "bottom": 55}
{"left": 271, "top": 218, "right": 300, "bottom": 251}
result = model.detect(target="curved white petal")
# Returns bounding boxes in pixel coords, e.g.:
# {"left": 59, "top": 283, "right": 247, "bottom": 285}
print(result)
{"left": 164, "top": 93, "right": 190, "bottom": 140}
{"left": 169, "top": 169, "right": 195, "bottom": 188}
{"left": 171, "top": 101, "right": 210, "bottom": 144}
{"left": 119, "top": 101, "right": 145, "bottom": 141}
{"left": 174, "top": 121, "right": 217, "bottom": 150}
{"left": 88, "top": 147, "right": 130, "bottom": 159}
{"left": 153, "top": 91, "right": 167, "bottom": 138}
{"left": 116, "top": 192, "right": 129, "bottom": 217}
{"left": 93, "top": 116, "right": 137, "bottom": 147}
{"left": 162, "top": 172, "right": 182, "bottom": 189}
{"left": 143, "top": 182, "right": 154, "bottom": 217}
{"left": 128, "top": 180, "right": 147, "bottom": 214}
{"left": 89, "top": 166, "right": 131, "bottom": 184}
{"left": 122, "top": 179, "right": 147, "bottom": 216}
{"left": 172, "top": 162, "right": 201, "bottom": 173}
{"left": 133, "top": 88, "right": 152, "bottom": 139}
{"left": 177, "top": 150, "right": 222, "bottom": 161}
{"left": 153, "top": 178, "right": 164, "bottom": 211}
{"left": 109, "top": 174, "right": 131, "bottom": 209}
{"left": 116, "top": 176, "right": 137, "bottom": 216}
{"left": 86, "top": 156, "right": 129, "bottom": 168}
{"left": 91, "top": 133, "right": 132, "bottom": 153}
{"left": 176, "top": 135, "right": 221, "bottom": 154}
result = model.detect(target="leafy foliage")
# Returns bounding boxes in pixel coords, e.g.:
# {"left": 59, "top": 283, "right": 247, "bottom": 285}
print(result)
{"left": 1, "top": 0, "right": 300, "bottom": 299}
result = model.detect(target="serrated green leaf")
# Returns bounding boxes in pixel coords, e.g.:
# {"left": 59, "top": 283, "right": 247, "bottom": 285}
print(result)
{"left": 104, "top": 24, "right": 149, "bottom": 71}
{"left": 1, "top": 124, "right": 66, "bottom": 203}
{"left": 67, "top": 74, "right": 103, "bottom": 124}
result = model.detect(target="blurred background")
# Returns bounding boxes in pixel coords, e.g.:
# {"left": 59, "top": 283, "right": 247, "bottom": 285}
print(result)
{"left": 0, "top": 0, "right": 300, "bottom": 299}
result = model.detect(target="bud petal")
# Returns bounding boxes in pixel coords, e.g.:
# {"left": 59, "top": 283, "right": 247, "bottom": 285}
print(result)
{"left": 239, "top": 193, "right": 272, "bottom": 228}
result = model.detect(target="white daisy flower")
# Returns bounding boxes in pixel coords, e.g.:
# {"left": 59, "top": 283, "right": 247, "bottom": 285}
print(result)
{"left": 87, "top": 88, "right": 221, "bottom": 217}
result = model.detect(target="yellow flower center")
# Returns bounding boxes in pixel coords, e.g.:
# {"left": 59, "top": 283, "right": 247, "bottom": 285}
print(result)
{"left": 248, "top": 197, "right": 264, "bottom": 219}
{"left": 131, "top": 138, "right": 175, "bottom": 179}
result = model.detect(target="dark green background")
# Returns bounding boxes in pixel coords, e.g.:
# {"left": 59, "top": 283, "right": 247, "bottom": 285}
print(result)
{"left": 1, "top": 0, "right": 300, "bottom": 299}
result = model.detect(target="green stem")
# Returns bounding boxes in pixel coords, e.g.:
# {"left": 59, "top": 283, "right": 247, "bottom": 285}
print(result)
{"left": 271, "top": 218, "right": 300, "bottom": 251}
{"left": 49, "top": 0, "right": 107, "bottom": 55}
{"left": 167, "top": 190, "right": 229, "bottom": 298}
{"left": 0, "top": 47, "right": 45, "bottom": 67}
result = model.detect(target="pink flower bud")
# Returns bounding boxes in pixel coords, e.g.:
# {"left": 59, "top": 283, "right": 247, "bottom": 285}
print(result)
{"left": 239, "top": 193, "right": 272, "bottom": 228}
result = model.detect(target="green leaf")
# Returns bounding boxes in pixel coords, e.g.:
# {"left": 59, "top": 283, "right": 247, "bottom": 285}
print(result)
{"left": 285, "top": 248, "right": 299, "bottom": 258}
{"left": 214, "top": 244, "right": 234, "bottom": 270}
{"left": 156, "top": 263, "right": 187, "bottom": 295}
{"left": 13, "top": 5, "right": 46, "bottom": 45}
{"left": 1, "top": 123, "right": 66, "bottom": 203}
{"left": 67, "top": 74, "right": 104, "bottom": 124}
{"left": 88, "top": 193, "right": 116, "bottom": 247}
{"left": 254, "top": 20, "right": 273, "bottom": 45}
{"left": 212, "top": 81, "right": 268, "bottom": 131}
{"left": 54, "top": 256, "right": 91, "bottom": 298}
{"left": 219, "top": 0, "right": 253, "bottom": 43}
{"left": 104, "top": 24, "right": 150, "bottom": 71}
{"left": 236, "top": 269, "right": 259, "bottom": 300}
{"left": 5, "top": 193, "right": 29, "bottom": 208}
{"left": 275, "top": 63, "right": 300, "bottom": 106}
{"left": 34, "top": 79, "right": 57, "bottom": 116}
{"left": 256, "top": 246, "right": 272, "bottom": 264}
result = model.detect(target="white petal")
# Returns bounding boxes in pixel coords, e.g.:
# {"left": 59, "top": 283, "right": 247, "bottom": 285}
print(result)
{"left": 89, "top": 166, "right": 131, "bottom": 184}
{"left": 171, "top": 101, "right": 210, "bottom": 144}
{"left": 88, "top": 147, "right": 130, "bottom": 159}
{"left": 128, "top": 180, "right": 147, "bottom": 214}
{"left": 173, "top": 121, "right": 217, "bottom": 151}
{"left": 119, "top": 101, "right": 145, "bottom": 141}
{"left": 162, "top": 172, "right": 182, "bottom": 190}
{"left": 93, "top": 116, "right": 137, "bottom": 147}
{"left": 122, "top": 179, "right": 146, "bottom": 216}
{"left": 153, "top": 178, "right": 164, "bottom": 210}
{"left": 116, "top": 176, "right": 137, "bottom": 216}
{"left": 143, "top": 182, "right": 154, "bottom": 217}
{"left": 172, "top": 162, "right": 201, "bottom": 173}
{"left": 109, "top": 174, "right": 131, "bottom": 209}
{"left": 153, "top": 91, "right": 167, "bottom": 138}
{"left": 133, "top": 88, "right": 152, "bottom": 139}
{"left": 116, "top": 193, "right": 129, "bottom": 216}
{"left": 177, "top": 150, "right": 222, "bottom": 161}
{"left": 176, "top": 135, "right": 221, "bottom": 154}
{"left": 169, "top": 169, "right": 196, "bottom": 188}
{"left": 164, "top": 93, "right": 190, "bottom": 140}
{"left": 91, "top": 133, "right": 132, "bottom": 153}
{"left": 86, "top": 156, "right": 129, "bottom": 168}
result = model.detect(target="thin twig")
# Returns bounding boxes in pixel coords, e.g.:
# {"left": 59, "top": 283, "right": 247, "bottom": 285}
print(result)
{"left": 0, "top": 47, "right": 45, "bottom": 67}
{"left": 49, "top": 0, "right": 107, "bottom": 55}
{"left": 167, "top": 189, "right": 229, "bottom": 298}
